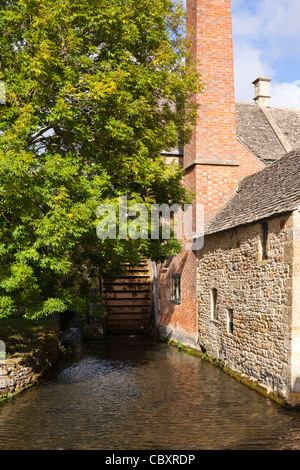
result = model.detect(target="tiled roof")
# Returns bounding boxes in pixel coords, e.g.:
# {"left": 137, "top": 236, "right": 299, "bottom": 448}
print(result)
{"left": 235, "top": 102, "right": 286, "bottom": 162}
{"left": 204, "top": 147, "right": 300, "bottom": 235}
{"left": 235, "top": 103, "right": 300, "bottom": 162}
{"left": 268, "top": 106, "right": 300, "bottom": 149}
{"left": 167, "top": 102, "right": 300, "bottom": 162}
{"left": 177, "top": 102, "right": 300, "bottom": 162}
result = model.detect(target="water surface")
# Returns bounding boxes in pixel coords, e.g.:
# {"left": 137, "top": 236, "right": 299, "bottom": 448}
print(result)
{"left": 0, "top": 336, "right": 300, "bottom": 450}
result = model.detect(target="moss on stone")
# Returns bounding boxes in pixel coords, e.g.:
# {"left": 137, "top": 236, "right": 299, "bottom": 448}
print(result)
{"left": 161, "top": 334, "right": 287, "bottom": 406}
{"left": 0, "top": 316, "right": 64, "bottom": 402}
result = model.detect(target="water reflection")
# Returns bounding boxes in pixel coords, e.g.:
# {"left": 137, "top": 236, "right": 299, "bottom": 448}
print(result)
{"left": 1, "top": 336, "right": 300, "bottom": 450}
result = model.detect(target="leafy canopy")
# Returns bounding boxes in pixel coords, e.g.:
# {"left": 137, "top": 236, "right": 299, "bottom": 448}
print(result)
{"left": 0, "top": 0, "right": 201, "bottom": 319}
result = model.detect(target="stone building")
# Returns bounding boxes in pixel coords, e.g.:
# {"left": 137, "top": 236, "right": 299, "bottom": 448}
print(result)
{"left": 154, "top": 0, "right": 300, "bottom": 405}
{"left": 197, "top": 148, "right": 300, "bottom": 405}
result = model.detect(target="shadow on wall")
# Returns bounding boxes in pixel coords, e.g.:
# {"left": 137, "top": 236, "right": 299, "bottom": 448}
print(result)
{"left": 157, "top": 247, "right": 198, "bottom": 336}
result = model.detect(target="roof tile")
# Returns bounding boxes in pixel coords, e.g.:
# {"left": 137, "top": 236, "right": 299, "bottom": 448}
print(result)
{"left": 204, "top": 147, "right": 300, "bottom": 235}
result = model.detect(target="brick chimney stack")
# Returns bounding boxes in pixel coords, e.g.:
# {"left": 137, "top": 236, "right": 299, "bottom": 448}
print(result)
{"left": 184, "top": 0, "right": 239, "bottom": 224}
{"left": 155, "top": 0, "right": 265, "bottom": 347}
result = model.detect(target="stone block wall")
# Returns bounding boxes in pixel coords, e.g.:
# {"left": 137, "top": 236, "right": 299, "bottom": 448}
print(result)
{"left": 0, "top": 357, "right": 38, "bottom": 398}
{"left": 197, "top": 213, "right": 294, "bottom": 402}
{"left": 0, "top": 341, "right": 62, "bottom": 400}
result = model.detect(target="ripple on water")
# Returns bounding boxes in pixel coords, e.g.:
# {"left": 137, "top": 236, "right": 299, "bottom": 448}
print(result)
{"left": 1, "top": 337, "right": 300, "bottom": 450}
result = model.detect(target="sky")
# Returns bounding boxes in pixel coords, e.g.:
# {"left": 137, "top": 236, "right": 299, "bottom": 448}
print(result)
{"left": 231, "top": 0, "right": 300, "bottom": 107}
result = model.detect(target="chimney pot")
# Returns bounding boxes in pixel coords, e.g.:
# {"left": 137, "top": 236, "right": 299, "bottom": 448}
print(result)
{"left": 253, "top": 77, "right": 271, "bottom": 107}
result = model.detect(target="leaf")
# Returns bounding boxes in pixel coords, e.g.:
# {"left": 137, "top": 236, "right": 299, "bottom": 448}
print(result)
{"left": 0, "top": 0, "right": 201, "bottom": 318}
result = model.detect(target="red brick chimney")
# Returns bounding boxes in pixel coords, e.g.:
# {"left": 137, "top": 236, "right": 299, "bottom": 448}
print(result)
{"left": 184, "top": 0, "right": 239, "bottom": 225}
{"left": 156, "top": 0, "right": 264, "bottom": 347}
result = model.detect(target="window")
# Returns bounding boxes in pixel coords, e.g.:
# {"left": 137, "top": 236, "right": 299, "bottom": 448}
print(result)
{"left": 162, "top": 255, "right": 173, "bottom": 271}
{"left": 262, "top": 222, "right": 268, "bottom": 260}
{"left": 171, "top": 275, "right": 181, "bottom": 302}
{"left": 211, "top": 288, "right": 218, "bottom": 320}
{"left": 162, "top": 257, "right": 169, "bottom": 270}
{"left": 228, "top": 309, "right": 234, "bottom": 334}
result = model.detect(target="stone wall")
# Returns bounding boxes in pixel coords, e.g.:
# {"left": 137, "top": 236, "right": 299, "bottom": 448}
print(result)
{"left": 0, "top": 340, "right": 62, "bottom": 400}
{"left": 197, "top": 212, "right": 294, "bottom": 403}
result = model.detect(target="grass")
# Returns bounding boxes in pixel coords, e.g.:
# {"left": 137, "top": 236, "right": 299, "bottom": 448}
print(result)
{"left": 0, "top": 316, "right": 59, "bottom": 358}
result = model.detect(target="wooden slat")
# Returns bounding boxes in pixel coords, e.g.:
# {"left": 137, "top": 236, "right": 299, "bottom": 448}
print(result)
{"left": 105, "top": 298, "right": 151, "bottom": 306}
{"left": 106, "top": 277, "right": 150, "bottom": 284}
{"left": 106, "top": 320, "right": 150, "bottom": 328}
{"left": 104, "top": 284, "right": 151, "bottom": 292}
{"left": 107, "top": 313, "right": 151, "bottom": 321}
{"left": 107, "top": 305, "right": 151, "bottom": 313}
{"left": 104, "top": 292, "right": 151, "bottom": 300}
{"left": 103, "top": 259, "right": 152, "bottom": 335}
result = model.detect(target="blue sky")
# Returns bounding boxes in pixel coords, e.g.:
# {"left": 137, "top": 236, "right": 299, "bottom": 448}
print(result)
{"left": 182, "top": 0, "right": 300, "bottom": 108}
{"left": 231, "top": 0, "right": 300, "bottom": 107}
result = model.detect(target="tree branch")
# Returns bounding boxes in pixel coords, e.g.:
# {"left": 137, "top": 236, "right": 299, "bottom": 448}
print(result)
{"left": 29, "top": 126, "right": 53, "bottom": 145}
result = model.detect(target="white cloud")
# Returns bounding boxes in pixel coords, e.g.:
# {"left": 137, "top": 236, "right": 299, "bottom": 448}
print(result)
{"left": 257, "top": 0, "right": 300, "bottom": 42}
{"left": 270, "top": 81, "right": 300, "bottom": 108}
{"left": 232, "top": 0, "right": 300, "bottom": 44}
{"left": 232, "top": 0, "right": 300, "bottom": 106}
{"left": 181, "top": 0, "right": 300, "bottom": 108}
{"left": 233, "top": 42, "right": 274, "bottom": 102}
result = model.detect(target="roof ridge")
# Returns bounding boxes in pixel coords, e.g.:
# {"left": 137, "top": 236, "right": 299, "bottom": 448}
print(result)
{"left": 235, "top": 101, "right": 300, "bottom": 112}
{"left": 258, "top": 105, "right": 292, "bottom": 153}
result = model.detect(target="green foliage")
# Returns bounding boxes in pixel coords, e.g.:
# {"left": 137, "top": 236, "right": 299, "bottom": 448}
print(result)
{"left": 0, "top": 315, "right": 59, "bottom": 356}
{"left": 0, "top": 0, "right": 201, "bottom": 319}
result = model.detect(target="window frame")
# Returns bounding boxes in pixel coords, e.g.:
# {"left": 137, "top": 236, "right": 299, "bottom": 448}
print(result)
{"left": 227, "top": 308, "right": 234, "bottom": 334}
{"left": 211, "top": 287, "right": 218, "bottom": 320}
{"left": 262, "top": 222, "right": 268, "bottom": 260}
{"left": 171, "top": 275, "right": 181, "bottom": 302}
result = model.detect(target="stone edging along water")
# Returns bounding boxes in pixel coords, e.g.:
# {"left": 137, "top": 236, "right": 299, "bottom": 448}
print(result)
{"left": 159, "top": 334, "right": 290, "bottom": 407}
{"left": 0, "top": 325, "right": 291, "bottom": 407}
{"left": 0, "top": 338, "right": 64, "bottom": 402}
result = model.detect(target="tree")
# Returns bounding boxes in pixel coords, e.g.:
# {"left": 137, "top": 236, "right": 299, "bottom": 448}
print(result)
{"left": 0, "top": 0, "right": 201, "bottom": 319}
